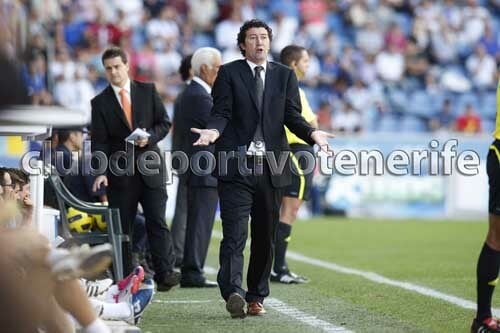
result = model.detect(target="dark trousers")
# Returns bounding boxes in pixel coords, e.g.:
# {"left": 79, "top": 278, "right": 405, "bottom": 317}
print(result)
{"left": 108, "top": 174, "right": 175, "bottom": 280}
{"left": 217, "top": 164, "right": 283, "bottom": 303}
{"left": 171, "top": 178, "right": 188, "bottom": 266}
{"left": 181, "top": 186, "right": 218, "bottom": 283}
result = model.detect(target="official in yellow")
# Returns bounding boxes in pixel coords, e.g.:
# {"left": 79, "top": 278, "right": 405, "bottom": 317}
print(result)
{"left": 471, "top": 78, "right": 500, "bottom": 333}
{"left": 272, "top": 45, "right": 318, "bottom": 284}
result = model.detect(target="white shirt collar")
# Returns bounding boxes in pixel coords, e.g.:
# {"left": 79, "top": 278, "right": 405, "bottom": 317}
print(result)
{"left": 246, "top": 59, "right": 267, "bottom": 75}
{"left": 192, "top": 76, "right": 212, "bottom": 94}
{"left": 111, "top": 78, "right": 131, "bottom": 96}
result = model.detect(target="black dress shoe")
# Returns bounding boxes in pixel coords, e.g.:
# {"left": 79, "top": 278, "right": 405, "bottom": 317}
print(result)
{"left": 156, "top": 271, "right": 181, "bottom": 292}
{"left": 180, "top": 279, "right": 218, "bottom": 288}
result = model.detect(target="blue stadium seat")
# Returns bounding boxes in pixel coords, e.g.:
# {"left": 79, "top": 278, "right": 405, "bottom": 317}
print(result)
{"left": 408, "top": 91, "right": 435, "bottom": 118}
{"left": 377, "top": 114, "right": 400, "bottom": 132}
{"left": 482, "top": 119, "right": 496, "bottom": 134}
{"left": 455, "top": 92, "right": 480, "bottom": 114}
{"left": 479, "top": 92, "right": 497, "bottom": 119}
{"left": 400, "top": 114, "right": 427, "bottom": 132}
{"left": 327, "top": 13, "right": 345, "bottom": 35}
{"left": 193, "top": 33, "right": 215, "bottom": 49}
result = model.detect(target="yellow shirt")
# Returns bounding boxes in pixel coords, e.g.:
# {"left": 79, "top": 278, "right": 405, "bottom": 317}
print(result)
{"left": 494, "top": 78, "right": 500, "bottom": 139}
{"left": 285, "top": 88, "right": 317, "bottom": 145}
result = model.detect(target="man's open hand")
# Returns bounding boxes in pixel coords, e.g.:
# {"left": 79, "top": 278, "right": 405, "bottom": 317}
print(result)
{"left": 191, "top": 128, "right": 219, "bottom": 146}
{"left": 310, "top": 130, "right": 335, "bottom": 152}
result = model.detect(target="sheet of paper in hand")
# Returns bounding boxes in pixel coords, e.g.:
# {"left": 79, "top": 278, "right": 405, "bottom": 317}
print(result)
{"left": 125, "top": 128, "right": 150, "bottom": 142}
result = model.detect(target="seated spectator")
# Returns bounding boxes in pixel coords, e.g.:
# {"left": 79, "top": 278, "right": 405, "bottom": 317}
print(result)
{"left": 23, "top": 54, "right": 52, "bottom": 105}
{"left": 429, "top": 99, "right": 455, "bottom": 132}
{"left": 384, "top": 22, "right": 407, "bottom": 54}
{"left": 356, "top": 19, "right": 384, "bottom": 56}
{"left": 188, "top": 0, "right": 218, "bottom": 33}
{"left": 405, "top": 37, "right": 429, "bottom": 85}
{"left": 455, "top": 104, "right": 482, "bottom": 134}
{"left": 479, "top": 21, "right": 498, "bottom": 59}
{"left": 332, "top": 102, "right": 362, "bottom": 134}
{"left": 316, "top": 101, "right": 332, "bottom": 131}
{"left": 375, "top": 45, "right": 405, "bottom": 82}
{"left": 430, "top": 22, "right": 459, "bottom": 65}
{"left": 466, "top": 45, "right": 497, "bottom": 89}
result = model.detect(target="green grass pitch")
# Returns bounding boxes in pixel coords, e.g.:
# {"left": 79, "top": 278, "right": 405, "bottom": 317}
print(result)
{"left": 138, "top": 217, "right": 496, "bottom": 332}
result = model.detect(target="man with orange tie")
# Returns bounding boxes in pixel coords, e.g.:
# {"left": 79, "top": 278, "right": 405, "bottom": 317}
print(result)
{"left": 91, "top": 46, "right": 180, "bottom": 291}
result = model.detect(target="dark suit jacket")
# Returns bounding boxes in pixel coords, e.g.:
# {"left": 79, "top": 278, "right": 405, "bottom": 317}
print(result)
{"left": 177, "top": 80, "right": 217, "bottom": 188}
{"left": 91, "top": 80, "right": 171, "bottom": 189}
{"left": 171, "top": 83, "right": 190, "bottom": 185}
{"left": 206, "top": 59, "right": 315, "bottom": 188}
{"left": 172, "top": 83, "right": 190, "bottom": 155}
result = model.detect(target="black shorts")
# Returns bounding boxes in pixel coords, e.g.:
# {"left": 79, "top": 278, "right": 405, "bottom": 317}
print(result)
{"left": 284, "top": 144, "right": 315, "bottom": 201}
{"left": 488, "top": 140, "right": 500, "bottom": 215}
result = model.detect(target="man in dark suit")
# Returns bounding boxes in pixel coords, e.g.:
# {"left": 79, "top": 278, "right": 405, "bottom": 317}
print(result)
{"left": 192, "top": 19, "right": 333, "bottom": 317}
{"left": 177, "top": 47, "right": 221, "bottom": 288}
{"left": 170, "top": 54, "right": 193, "bottom": 268}
{"left": 91, "top": 46, "right": 180, "bottom": 291}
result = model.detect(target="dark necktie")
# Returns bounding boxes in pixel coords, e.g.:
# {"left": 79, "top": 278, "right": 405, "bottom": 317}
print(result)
{"left": 254, "top": 66, "right": 264, "bottom": 112}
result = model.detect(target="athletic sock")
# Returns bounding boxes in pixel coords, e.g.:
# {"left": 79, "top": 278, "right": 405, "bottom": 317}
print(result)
{"left": 274, "top": 222, "right": 292, "bottom": 274}
{"left": 477, "top": 243, "right": 500, "bottom": 320}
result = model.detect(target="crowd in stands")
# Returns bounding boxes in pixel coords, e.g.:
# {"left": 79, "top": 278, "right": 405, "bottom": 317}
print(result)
{"left": 2, "top": 0, "right": 499, "bottom": 135}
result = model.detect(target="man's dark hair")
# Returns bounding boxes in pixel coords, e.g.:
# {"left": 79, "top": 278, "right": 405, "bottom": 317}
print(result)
{"left": 0, "top": 167, "right": 9, "bottom": 186}
{"left": 101, "top": 46, "right": 128, "bottom": 65}
{"left": 57, "top": 130, "right": 71, "bottom": 144}
{"left": 7, "top": 168, "right": 28, "bottom": 186}
{"left": 237, "top": 19, "right": 273, "bottom": 57}
{"left": 179, "top": 54, "right": 193, "bottom": 82}
{"left": 280, "top": 45, "right": 306, "bottom": 67}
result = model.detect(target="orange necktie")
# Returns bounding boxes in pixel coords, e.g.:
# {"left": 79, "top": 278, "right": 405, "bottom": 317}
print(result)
{"left": 119, "top": 89, "right": 132, "bottom": 127}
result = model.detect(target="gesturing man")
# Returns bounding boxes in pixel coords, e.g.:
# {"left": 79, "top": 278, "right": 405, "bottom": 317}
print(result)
{"left": 91, "top": 46, "right": 180, "bottom": 291}
{"left": 192, "top": 19, "right": 333, "bottom": 318}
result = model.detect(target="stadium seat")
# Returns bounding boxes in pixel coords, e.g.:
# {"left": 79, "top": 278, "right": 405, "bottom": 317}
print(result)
{"left": 48, "top": 172, "right": 128, "bottom": 281}
{"left": 377, "top": 114, "right": 400, "bottom": 132}
{"left": 479, "top": 92, "right": 497, "bottom": 119}
{"left": 400, "top": 114, "right": 427, "bottom": 132}
{"left": 408, "top": 91, "right": 435, "bottom": 118}
{"left": 455, "top": 92, "right": 480, "bottom": 114}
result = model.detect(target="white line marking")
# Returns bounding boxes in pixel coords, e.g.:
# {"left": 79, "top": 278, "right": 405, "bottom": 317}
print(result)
{"left": 212, "top": 230, "right": 500, "bottom": 316}
{"left": 204, "top": 266, "right": 218, "bottom": 275}
{"left": 154, "top": 300, "right": 213, "bottom": 304}
{"left": 267, "top": 298, "right": 353, "bottom": 332}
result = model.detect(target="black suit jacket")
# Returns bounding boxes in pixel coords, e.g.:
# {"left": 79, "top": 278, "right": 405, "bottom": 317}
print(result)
{"left": 177, "top": 80, "right": 217, "bottom": 188}
{"left": 206, "top": 59, "right": 315, "bottom": 188}
{"left": 91, "top": 80, "right": 171, "bottom": 189}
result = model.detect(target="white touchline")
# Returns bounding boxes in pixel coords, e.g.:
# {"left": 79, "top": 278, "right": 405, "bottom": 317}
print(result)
{"left": 267, "top": 298, "right": 353, "bottom": 332}
{"left": 212, "top": 230, "right": 500, "bottom": 316}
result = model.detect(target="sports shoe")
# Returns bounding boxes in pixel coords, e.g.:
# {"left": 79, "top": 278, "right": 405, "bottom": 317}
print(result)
{"left": 471, "top": 317, "right": 500, "bottom": 332}
{"left": 51, "top": 243, "right": 113, "bottom": 281}
{"left": 247, "top": 302, "right": 266, "bottom": 316}
{"left": 226, "top": 293, "right": 246, "bottom": 319}
{"left": 117, "top": 266, "right": 145, "bottom": 293}
{"left": 81, "top": 278, "right": 114, "bottom": 297}
{"left": 130, "top": 279, "right": 155, "bottom": 324}
{"left": 115, "top": 274, "right": 139, "bottom": 303}
{"left": 270, "top": 270, "right": 309, "bottom": 284}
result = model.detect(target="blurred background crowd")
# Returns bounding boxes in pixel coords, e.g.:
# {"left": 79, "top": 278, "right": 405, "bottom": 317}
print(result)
{"left": 1, "top": 0, "right": 499, "bottom": 135}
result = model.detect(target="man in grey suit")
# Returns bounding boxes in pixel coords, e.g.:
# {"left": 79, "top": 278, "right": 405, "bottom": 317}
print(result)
{"left": 177, "top": 48, "right": 222, "bottom": 288}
